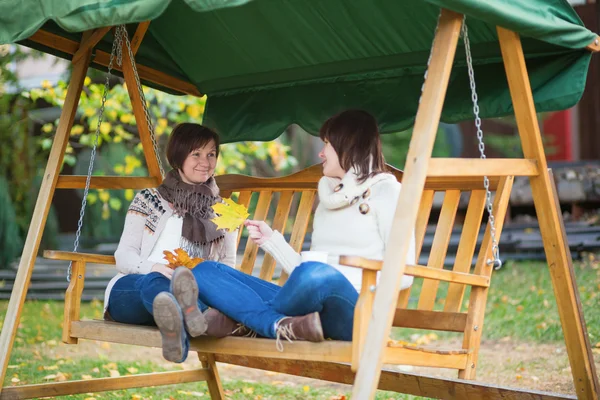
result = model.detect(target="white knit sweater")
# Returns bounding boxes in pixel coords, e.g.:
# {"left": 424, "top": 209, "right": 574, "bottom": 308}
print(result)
{"left": 261, "top": 170, "right": 416, "bottom": 291}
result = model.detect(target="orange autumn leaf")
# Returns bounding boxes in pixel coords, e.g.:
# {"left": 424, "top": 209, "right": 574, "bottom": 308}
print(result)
{"left": 163, "top": 248, "right": 203, "bottom": 269}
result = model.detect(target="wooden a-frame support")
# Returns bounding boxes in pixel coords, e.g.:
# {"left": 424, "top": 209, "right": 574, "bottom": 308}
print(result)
{"left": 0, "top": 10, "right": 599, "bottom": 399}
{"left": 352, "top": 9, "right": 600, "bottom": 400}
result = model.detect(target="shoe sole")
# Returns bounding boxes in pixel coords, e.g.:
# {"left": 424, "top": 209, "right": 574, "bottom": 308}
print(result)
{"left": 171, "top": 267, "right": 207, "bottom": 337}
{"left": 153, "top": 292, "right": 186, "bottom": 363}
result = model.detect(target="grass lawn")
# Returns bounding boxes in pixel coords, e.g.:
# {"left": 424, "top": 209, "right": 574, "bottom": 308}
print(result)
{"left": 1, "top": 259, "right": 599, "bottom": 399}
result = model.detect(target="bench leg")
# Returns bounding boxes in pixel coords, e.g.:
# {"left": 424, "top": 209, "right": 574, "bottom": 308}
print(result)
{"left": 199, "top": 353, "right": 224, "bottom": 399}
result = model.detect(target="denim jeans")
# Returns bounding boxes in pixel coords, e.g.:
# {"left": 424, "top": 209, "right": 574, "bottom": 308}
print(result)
{"left": 106, "top": 272, "right": 209, "bottom": 325}
{"left": 193, "top": 261, "right": 359, "bottom": 340}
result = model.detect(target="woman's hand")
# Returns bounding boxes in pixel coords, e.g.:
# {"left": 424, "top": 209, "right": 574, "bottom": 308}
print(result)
{"left": 244, "top": 220, "right": 273, "bottom": 245}
{"left": 151, "top": 263, "right": 174, "bottom": 279}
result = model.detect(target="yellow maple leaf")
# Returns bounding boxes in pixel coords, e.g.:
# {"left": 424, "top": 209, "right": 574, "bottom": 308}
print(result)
{"left": 163, "top": 248, "right": 203, "bottom": 269}
{"left": 211, "top": 198, "right": 249, "bottom": 232}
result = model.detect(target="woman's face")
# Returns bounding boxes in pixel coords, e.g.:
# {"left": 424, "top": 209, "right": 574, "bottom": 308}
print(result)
{"left": 179, "top": 140, "right": 218, "bottom": 184}
{"left": 318, "top": 139, "right": 346, "bottom": 179}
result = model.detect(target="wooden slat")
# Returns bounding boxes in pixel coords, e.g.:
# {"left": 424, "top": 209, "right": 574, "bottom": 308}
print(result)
{"left": 428, "top": 158, "right": 538, "bottom": 177}
{"left": 353, "top": 10, "right": 464, "bottom": 397}
{"left": 0, "top": 370, "right": 209, "bottom": 399}
{"left": 56, "top": 176, "right": 159, "bottom": 189}
{"left": 27, "top": 29, "right": 202, "bottom": 97}
{"left": 586, "top": 36, "right": 600, "bottom": 52}
{"left": 235, "top": 191, "right": 253, "bottom": 250}
{"left": 460, "top": 176, "right": 513, "bottom": 380}
{"left": 131, "top": 21, "right": 151, "bottom": 55}
{"left": 499, "top": 26, "right": 600, "bottom": 398}
{"left": 444, "top": 190, "right": 487, "bottom": 312}
{"left": 62, "top": 261, "right": 86, "bottom": 344}
{"left": 70, "top": 320, "right": 352, "bottom": 363}
{"left": 417, "top": 190, "right": 461, "bottom": 311}
{"left": 387, "top": 342, "right": 467, "bottom": 355}
{"left": 0, "top": 34, "right": 93, "bottom": 392}
{"left": 44, "top": 250, "right": 115, "bottom": 264}
{"left": 240, "top": 191, "right": 272, "bottom": 275}
{"left": 214, "top": 355, "right": 575, "bottom": 400}
{"left": 71, "top": 27, "right": 112, "bottom": 65}
{"left": 259, "top": 191, "right": 294, "bottom": 281}
{"left": 397, "top": 189, "right": 435, "bottom": 309}
{"left": 279, "top": 190, "right": 316, "bottom": 284}
{"left": 393, "top": 309, "right": 467, "bottom": 332}
{"left": 352, "top": 271, "right": 377, "bottom": 372}
{"left": 424, "top": 177, "right": 501, "bottom": 191}
{"left": 383, "top": 346, "right": 468, "bottom": 369}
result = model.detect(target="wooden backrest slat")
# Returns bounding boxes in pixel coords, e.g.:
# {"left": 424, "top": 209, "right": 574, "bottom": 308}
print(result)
{"left": 396, "top": 189, "right": 436, "bottom": 309}
{"left": 235, "top": 191, "right": 254, "bottom": 252}
{"left": 444, "top": 190, "right": 486, "bottom": 312}
{"left": 259, "top": 191, "right": 295, "bottom": 281}
{"left": 240, "top": 191, "right": 272, "bottom": 275}
{"left": 278, "top": 190, "right": 316, "bottom": 285}
{"left": 393, "top": 309, "right": 467, "bottom": 332}
{"left": 473, "top": 177, "right": 514, "bottom": 277}
{"left": 417, "top": 190, "right": 461, "bottom": 311}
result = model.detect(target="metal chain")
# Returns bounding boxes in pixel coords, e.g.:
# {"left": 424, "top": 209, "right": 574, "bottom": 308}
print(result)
{"left": 461, "top": 18, "right": 502, "bottom": 270}
{"left": 419, "top": 10, "right": 442, "bottom": 105}
{"left": 119, "top": 25, "right": 166, "bottom": 178}
{"left": 68, "top": 29, "right": 123, "bottom": 282}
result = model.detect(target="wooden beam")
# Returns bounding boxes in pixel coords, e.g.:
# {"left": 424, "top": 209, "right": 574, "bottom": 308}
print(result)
{"left": 498, "top": 27, "right": 600, "bottom": 399}
{"left": 131, "top": 22, "right": 151, "bottom": 55}
{"left": 351, "top": 9, "right": 464, "bottom": 399}
{"left": 586, "top": 36, "right": 600, "bottom": 52}
{"left": 0, "top": 370, "right": 209, "bottom": 399}
{"left": 198, "top": 353, "right": 225, "bottom": 400}
{"left": 62, "top": 261, "right": 86, "bottom": 344}
{"left": 56, "top": 175, "right": 159, "bottom": 189}
{"left": 71, "top": 26, "right": 112, "bottom": 65}
{"left": 214, "top": 355, "right": 576, "bottom": 400}
{"left": 28, "top": 29, "right": 201, "bottom": 97}
{"left": 0, "top": 33, "right": 93, "bottom": 396}
{"left": 121, "top": 38, "right": 164, "bottom": 181}
{"left": 427, "top": 158, "right": 538, "bottom": 177}
{"left": 43, "top": 250, "right": 115, "bottom": 264}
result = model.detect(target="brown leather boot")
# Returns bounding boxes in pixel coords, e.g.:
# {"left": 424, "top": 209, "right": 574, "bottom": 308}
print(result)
{"left": 204, "top": 308, "right": 255, "bottom": 338}
{"left": 275, "top": 312, "right": 324, "bottom": 351}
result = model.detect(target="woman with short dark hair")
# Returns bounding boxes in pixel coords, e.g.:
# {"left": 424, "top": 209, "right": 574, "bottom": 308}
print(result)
{"left": 191, "top": 109, "right": 416, "bottom": 349}
{"left": 104, "top": 123, "right": 246, "bottom": 363}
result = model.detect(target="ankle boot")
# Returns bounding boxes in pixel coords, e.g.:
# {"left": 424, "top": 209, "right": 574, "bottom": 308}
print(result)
{"left": 153, "top": 292, "right": 189, "bottom": 363}
{"left": 170, "top": 267, "right": 207, "bottom": 337}
{"left": 275, "top": 312, "right": 324, "bottom": 351}
{"left": 204, "top": 308, "right": 255, "bottom": 338}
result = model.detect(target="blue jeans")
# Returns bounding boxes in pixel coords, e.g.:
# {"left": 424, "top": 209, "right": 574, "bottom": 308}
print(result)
{"left": 193, "top": 261, "right": 359, "bottom": 340}
{"left": 106, "top": 272, "right": 209, "bottom": 325}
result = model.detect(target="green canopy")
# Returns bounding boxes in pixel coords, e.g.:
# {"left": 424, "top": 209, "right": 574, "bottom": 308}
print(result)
{"left": 0, "top": 0, "right": 596, "bottom": 143}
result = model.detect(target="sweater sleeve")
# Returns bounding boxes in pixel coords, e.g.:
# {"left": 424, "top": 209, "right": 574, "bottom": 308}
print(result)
{"left": 260, "top": 230, "right": 302, "bottom": 275}
{"left": 374, "top": 181, "right": 416, "bottom": 290}
{"left": 219, "top": 230, "right": 238, "bottom": 268}
{"left": 114, "top": 193, "right": 156, "bottom": 275}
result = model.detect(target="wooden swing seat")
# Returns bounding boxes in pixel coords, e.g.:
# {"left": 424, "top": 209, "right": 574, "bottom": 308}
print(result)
{"left": 32, "top": 163, "right": 514, "bottom": 399}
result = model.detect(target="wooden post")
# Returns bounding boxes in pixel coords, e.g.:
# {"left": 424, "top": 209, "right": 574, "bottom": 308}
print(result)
{"left": 0, "top": 34, "right": 92, "bottom": 393}
{"left": 121, "top": 38, "right": 163, "bottom": 182}
{"left": 351, "top": 9, "right": 464, "bottom": 399}
{"left": 498, "top": 27, "right": 600, "bottom": 399}
{"left": 199, "top": 353, "right": 225, "bottom": 399}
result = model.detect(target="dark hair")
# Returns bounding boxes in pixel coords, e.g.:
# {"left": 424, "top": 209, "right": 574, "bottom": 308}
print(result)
{"left": 166, "top": 123, "right": 220, "bottom": 170}
{"left": 319, "top": 109, "right": 386, "bottom": 182}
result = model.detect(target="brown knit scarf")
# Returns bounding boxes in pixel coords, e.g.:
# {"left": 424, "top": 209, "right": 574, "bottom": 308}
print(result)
{"left": 157, "top": 170, "right": 225, "bottom": 259}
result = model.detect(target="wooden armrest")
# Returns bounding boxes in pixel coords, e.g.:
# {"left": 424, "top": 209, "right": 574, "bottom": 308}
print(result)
{"left": 339, "top": 256, "right": 489, "bottom": 287}
{"left": 43, "top": 250, "right": 116, "bottom": 265}
{"left": 339, "top": 256, "right": 382, "bottom": 271}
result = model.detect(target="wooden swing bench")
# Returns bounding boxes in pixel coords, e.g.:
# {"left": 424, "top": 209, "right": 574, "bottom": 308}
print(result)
{"left": 32, "top": 163, "right": 519, "bottom": 399}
